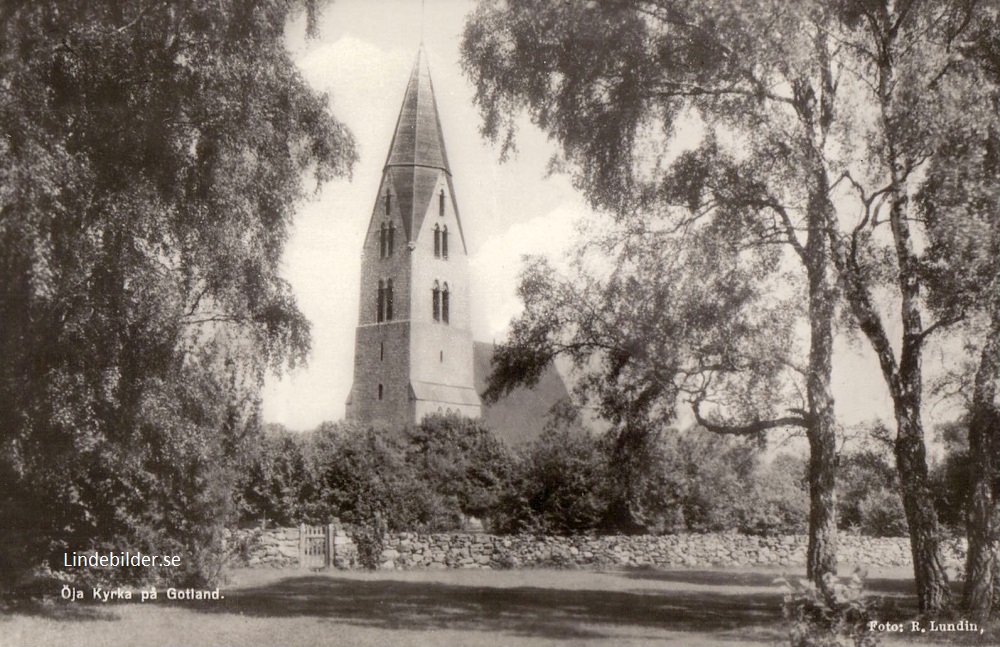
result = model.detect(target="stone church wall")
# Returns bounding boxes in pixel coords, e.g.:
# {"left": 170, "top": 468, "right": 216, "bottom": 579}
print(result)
{"left": 347, "top": 322, "right": 413, "bottom": 426}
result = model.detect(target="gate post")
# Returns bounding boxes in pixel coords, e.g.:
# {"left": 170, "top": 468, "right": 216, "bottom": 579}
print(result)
{"left": 325, "top": 523, "right": 334, "bottom": 568}
{"left": 298, "top": 523, "right": 306, "bottom": 568}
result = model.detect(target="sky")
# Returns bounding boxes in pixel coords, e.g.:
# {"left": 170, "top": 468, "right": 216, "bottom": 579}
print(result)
{"left": 261, "top": 0, "right": 938, "bottom": 436}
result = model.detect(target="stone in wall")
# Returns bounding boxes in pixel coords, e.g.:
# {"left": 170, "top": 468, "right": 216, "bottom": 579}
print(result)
{"left": 226, "top": 527, "right": 299, "bottom": 568}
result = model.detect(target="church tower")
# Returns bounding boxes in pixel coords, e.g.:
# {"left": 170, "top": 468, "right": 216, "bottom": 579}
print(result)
{"left": 345, "top": 47, "right": 482, "bottom": 428}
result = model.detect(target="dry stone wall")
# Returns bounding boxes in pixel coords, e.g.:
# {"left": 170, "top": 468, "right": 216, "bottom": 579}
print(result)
{"left": 229, "top": 527, "right": 967, "bottom": 571}
{"left": 225, "top": 527, "right": 300, "bottom": 568}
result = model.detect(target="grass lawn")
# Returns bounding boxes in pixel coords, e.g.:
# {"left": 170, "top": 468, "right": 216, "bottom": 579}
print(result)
{"left": 1, "top": 566, "right": 995, "bottom": 647}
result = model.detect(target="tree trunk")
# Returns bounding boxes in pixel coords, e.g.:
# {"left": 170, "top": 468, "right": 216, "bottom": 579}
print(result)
{"left": 964, "top": 294, "right": 1000, "bottom": 619}
{"left": 805, "top": 323, "right": 838, "bottom": 586}
{"left": 964, "top": 410, "right": 998, "bottom": 620}
{"left": 894, "top": 395, "right": 951, "bottom": 613}
{"left": 804, "top": 192, "right": 837, "bottom": 586}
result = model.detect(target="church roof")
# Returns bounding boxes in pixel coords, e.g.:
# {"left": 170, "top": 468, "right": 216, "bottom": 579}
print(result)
{"left": 473, "top": 342, "right": 578, "bottom": 446}
{"left": 410, "top": 381, "right": 481, "bottom": 407}
{"left": 384, "top": 46, "right": 452, "bottom": 241}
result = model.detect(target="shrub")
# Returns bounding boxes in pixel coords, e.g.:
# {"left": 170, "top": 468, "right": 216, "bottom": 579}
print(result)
{"left": 838, "top": 448, "right": 907, "bottom": 537}
{"left": 652, "top": 429, "right": 808, "bottom": 535}
{"left": 656, "top": 429, "right": 755, "bottom": 533}
{"left": 857, "top": 490, "right": 908, "bottom": 538}
{"left": 737, "top": 454, "right": 809, "bottom": 536}
{"left": 406, "top": 413, "right": 514, "bottom": 521}
{"left": 781, "top": 572, "right": 881, "bottom": 647}
{"left": 237, "top": 424, "right": 315, "bottom": 527}
{"left": 928, "top": 421, "right": 970, "bottom": 534}
{"left": 490, "top": 427, "right": 611, "bottom": 535}
{"left": 310, "top": 423, "right": 448, "bottom": 531}
{"left": 491, "top": 424, "right": 809, "bottom": 536}
{"left": 351, "top": 514, "right": 387, "bottom": 571}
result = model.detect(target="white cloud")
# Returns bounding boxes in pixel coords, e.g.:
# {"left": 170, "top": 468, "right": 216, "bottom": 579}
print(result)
{"left": 469, "top": 198, "right": 586, "bottom": 342}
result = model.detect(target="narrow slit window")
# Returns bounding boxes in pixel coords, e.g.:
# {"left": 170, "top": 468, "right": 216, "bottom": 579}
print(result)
{"left": 442, "top": 225, "right": 449, "bottom": 259}
{"left": 380, "top": 342, "right": 384, "bottom": 361}
{"left": 378, "top": 384, "right": 383, "bottom": 400}
{"left": 386, "top": 279, "right": 394, "bottom": 321}
{"left": 376, "top": 280, "right": 385, "bottom": 323}
{"left": 439, "top": 350, "right": 443, "bottom": 363}
{"left": 387, "top": 223, "right": 395, "bottom": 256}
{"left": 379, "top": 223, "right": 387, "bottom": 258}
{"left": 432, "top": 281, "right": 440, "bottom": 322}
{"left": 433, "top": 224, "right": 441, "bottom": 258}
{"left": 442, "top": 282, "right": 450, "bottom": 324}
{"left": 385, "top": 192, "right": 391, "bottom": 216}
{"left": 439, "top": 189, "right": 445, "bottom": 216}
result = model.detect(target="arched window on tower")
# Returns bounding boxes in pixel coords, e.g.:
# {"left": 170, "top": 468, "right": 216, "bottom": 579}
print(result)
{"left": 379, "top": 223, "right": 387, "bottom": 258}
{"left": 385, "top": 191, "right": 391, "bottom": 216}
{"left": 377, "top": 280, "right": 385, "bottom": 323}
{"left": 442, "top": 282, "right": 450, "bottom": 324}
{"left": 442, "top": 225, "right": 449, "bottom": 259}
{"left": 433, "top": 224, "right": 441, "bottom": 258}
{"left": 385, "top": 279, "right": 394, "bottom": 321}
{"left": 432, "top": 280, "right": 440, "bottom": 322}
{"left": 387, "top": 223, "right": 395, "bottom": 256}
{"left": 439, "top": 189, "right": 445, "bottom": 217}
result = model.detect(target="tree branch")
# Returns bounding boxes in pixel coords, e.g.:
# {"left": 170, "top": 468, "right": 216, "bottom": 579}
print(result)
{"left": 918, "top": 311, "right": 966, "bottom": 344}
{"left": 765, "top": 198, "right": 807, "bottom": 261}
{"left": 691, "top": 398, "right": 808, "bottom": 436}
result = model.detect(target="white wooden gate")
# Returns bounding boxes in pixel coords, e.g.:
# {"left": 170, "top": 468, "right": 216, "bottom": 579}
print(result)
{"left": 299, "top": 523, "right": 334, "bottom": 569}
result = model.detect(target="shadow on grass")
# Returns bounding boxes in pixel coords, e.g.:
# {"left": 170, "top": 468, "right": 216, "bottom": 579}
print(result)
{"left": 0, "top": 600, "right": 118, "bottom": 623}
{"left": 620, "top": 568, "right": 785, "bottom": 588}
{"left": 188, "top": 575, "right": 785, "bottom": 641}
{"left": 622, "top": 569, "right": 924, "bottom": 597}
{"left": 619, "top": 569, "right": 974, "bottom": 635}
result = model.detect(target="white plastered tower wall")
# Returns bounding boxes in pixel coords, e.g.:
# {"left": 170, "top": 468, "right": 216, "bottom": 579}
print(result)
{"left": 345, "top": 46, "right": 482, "bottom": 427}
{"left": 409, "top": 172, "right": 479, "bottom": 420}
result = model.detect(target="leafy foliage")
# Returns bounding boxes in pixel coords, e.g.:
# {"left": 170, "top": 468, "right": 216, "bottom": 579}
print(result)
{"left": 405, "top": 413, "right": 513, "bottom": 522}
{"left": 491, "top": 422, "right": 807, "bottom": 536}
{"left": 491, "top": 426, "right": 613, "bottom": 535}
{"left": 781, "top": 572, "right": 881, "bottom": 647}
{"left": 927, "top": 422, "right": 973, "bottom": 534}
{"left": 237, "top": 424, "right": 317, "bottom": 527}
{"left": 485, "top": 224, "right": 804, "bottom": 440}
{"left": 657, "top": 432, "right": 808, "bottom": 536}
{"left": 352, "top": 512, "right": 388, "bottom": 571}
{"left": 308, "top": 422, "right": 441, "bottom": 531}
{"left": 464, "top": 0, "right": 852, "bottom": 587}
{"left": 0, "top": 1, "right": 356, "bottom": 589}
{"left": 837, "top": 447, "right": 908, "bottom": 538}
{"left": 917, "top": 23, "right": 1000, "bottom": 616}
{"left": 240, "top": 415, "right": 516, "bottom": 534}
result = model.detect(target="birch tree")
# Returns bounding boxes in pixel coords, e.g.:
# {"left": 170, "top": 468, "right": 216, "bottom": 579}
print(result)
{"left": 464, "top": 0, "right": 847, "bottom": 592}
{"left": 0, "top": 0, "right": 356, "bottom": 586}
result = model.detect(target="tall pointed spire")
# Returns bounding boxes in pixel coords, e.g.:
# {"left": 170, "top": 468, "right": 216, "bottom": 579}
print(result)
{"left": 385, "top": 46, "right": 451, "bottom": 173}
{"left": 382, "top": 47, "right": 455, "bottom": 241}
